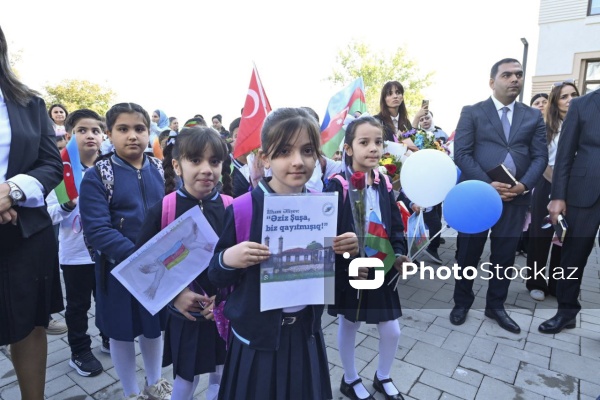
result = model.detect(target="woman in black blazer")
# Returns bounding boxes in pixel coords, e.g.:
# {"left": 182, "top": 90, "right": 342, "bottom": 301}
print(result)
{"left": 0, "top": 26, "right": 63, "bottom": 400}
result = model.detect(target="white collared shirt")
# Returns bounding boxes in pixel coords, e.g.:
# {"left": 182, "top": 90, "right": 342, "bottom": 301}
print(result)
{"left": 0, "top": 88, "right": 46, "bottom": 207}
{"left": 491, "top": 95, "right": 515, "bottom": 125}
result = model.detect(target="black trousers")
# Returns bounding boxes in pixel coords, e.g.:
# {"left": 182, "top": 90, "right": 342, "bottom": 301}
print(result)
{"left": 423, "top": 207, "right": 442, "bottom": 252}
{"left": 526, "top": 178, "right": 562, "bottom": 295}
{"left": 61, "top": 264, "right": 107, "bottom": 355}
{"left": 555, "top": 195, "right": 600, "bottom": 317}
{"left": 453, "top": 201, "right": 529, "bottom": 309}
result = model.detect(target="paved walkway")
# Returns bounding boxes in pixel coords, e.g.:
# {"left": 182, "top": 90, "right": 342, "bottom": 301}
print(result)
{"left": 1, "top": 233, "right": 600, "bottom": 399}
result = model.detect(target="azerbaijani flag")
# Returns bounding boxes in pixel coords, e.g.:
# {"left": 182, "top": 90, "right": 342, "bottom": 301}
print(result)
{"left": 54, "top": 137, "right": 82, "bottom": 204}
{"left": 320, "top": 77, "right": 367, "bottom": 157}
{"left": 320, "top": 108, "right": 348, "bottom": 157}
{"left": 159, "top": 241, "right": 190, "bottom": 270}
{"left": 365, "top": 211, "right": 396, "bottom": 274}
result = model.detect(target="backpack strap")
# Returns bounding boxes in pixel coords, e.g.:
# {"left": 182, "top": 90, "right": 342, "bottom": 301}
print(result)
{"left": 373, "top": 169, "right": 393, "bottom": 192}
{"left": 232, "top": 192, "right": 252, "bottom": 242}
{"left": 220, "top": 194, "right": 233, "bottom": 208}
{"left": 328, "top": 173, "right": 348, "bottom": 203}
{"left": 161, "top": 192, "right": 178, "bottom": 229}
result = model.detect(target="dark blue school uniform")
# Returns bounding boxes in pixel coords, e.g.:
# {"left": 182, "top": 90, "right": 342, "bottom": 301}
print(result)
{"left": 136, "top": 187, "right": 227, "bottom": 382}
{"left": 208, "top": 179, "right": 332, "bottom": 400}
{"left": 79, "top": 153, "right": 166, "bottom": 341}
{"left": 324, "top": 171, "right": 407, "bottom": 323}
{"left": 231, "top": 156, "right": 251, "bottom": 198}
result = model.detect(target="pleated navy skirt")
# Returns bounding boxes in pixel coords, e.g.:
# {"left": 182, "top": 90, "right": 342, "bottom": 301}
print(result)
{"left": 163, "top": 306, "right": 226, "bottom": 382}
{"left": 328, "top": 269, "right": 402, "bottom": 323}
{"left": 218, "top": 308, "right": 332, "bottom": 400}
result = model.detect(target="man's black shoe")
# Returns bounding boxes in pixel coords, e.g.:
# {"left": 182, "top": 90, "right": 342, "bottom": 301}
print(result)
{"left": 485, "top": 309, "right": 521, "bottom": 334}
{"left": 538, "top": 313, "right": 576, "bottom": 334}
{"left": 450, "top": 306, "right": 468, "bottom": 325}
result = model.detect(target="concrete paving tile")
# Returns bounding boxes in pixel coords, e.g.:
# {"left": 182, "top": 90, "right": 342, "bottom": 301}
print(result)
{"left": 514, "top": 362, "right": 578, "bottom": 399}
{"left": 47, "top": 337, "right": 70, "bottom": 355}
{"left": 49, "top": 384, "right": 94, "bottom": 399}
{"left": 580, "top": 379, "right": 600, "bottom": 398}
{"left": 362, "top": 356, "right": 422, "bottom": 396}
{"left": 419, "top": 370, "right": 477, "bottom": 400}
{"left": 354, "top": 344, "right": 378, "bottom": 363}
{"left": 459, "top": 356, "right": 516, "bottom": 384}
{"left": 527, "top": 333, "right": 580, "bottom": 354}
{"left": 404, "top": 342, "right": 461, "bottom": 377}
{"left": 580, "top": 313, "right": 600, "bottom": 325}
{"left": 563, "top": 326, "right": 600, "bottom": 341}
{"left": 441, "top": 331, "right": 474, "bottom": 354}
{"left": 432, "top": 315, "right": 483, "bottom": 336}
{"left": 409, "top": 289, "right": 436, "bottom": 305}
{"left": 67, "top": 368, "right": 117, "bottom": 395}
{"left": 432, "top": 288, "right": 455, "bottom": 303}
{"left": 552, "top": 331, "right": 580, "bottom": 345}
{"left": 322, "top": 322, "right": 339, "bottom": 350}
{"left": 402, "top": 308, "right": 437, "bottom": 330}
{"left": 475, "top": 319, "right": 527, "bottom": 349}
{"left": 401, "top": 326, "right": 445, "bottom": 347}
{"left": 0, "top": 381, "right": 20, "bottom": 400}
{"left": 325, "top": 346, "right": 367, "bottom": 372}
{"left": 464, "top": 337, "right": 497, "bottom": 363}
{"left": 47, "top": 345, "right": 73, "bottom": 368}
{"left": 45, "top": 374, "right": 76, "bottom": 397}
{"left": 439, "top": 394, "right": 464, "bottom": 400}
{"left": 90, "top": 380, "right": 124, "bottom": 399}
{"left": 490, "top": 352, "right": 521, "bottom": 372}
{"left": 398, "top": 284, "right": 420, "bottom": 300}
{"left": 409, "top": 382, "right": 442, "bottom": 400}
{"left": 495, "top": 343, "right": 549, "bottom": 369}
{"left": 524, "top": 342, "right": 551, "bottom": 358}
{"left": 549, "top": 348, "right": 600, "bottom": 383}
{"left": 452, "top": 367, "right": 484, "bottom": 387}
{"left": 475, "top": 376, "right": 543, "bottom": 400}
{"left": 427, "top": 323, "right": 452, "bottom": 339}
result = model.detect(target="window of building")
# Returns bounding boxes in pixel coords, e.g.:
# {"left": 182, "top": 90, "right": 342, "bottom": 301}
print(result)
{"left": 583, "top": 60, "right": 600, "bottom": 93}
{"left": 589, "top": 0, "right": 600, "bottom": 15}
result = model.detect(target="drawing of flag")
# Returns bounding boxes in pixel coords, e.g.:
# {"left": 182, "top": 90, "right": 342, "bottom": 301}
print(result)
{"left": 320, "top": 77, "right": 367, "bottom": 131}
{"left": 159, "top": 241, "right": 190, "bottom": 270}
{"left": 54, "top": 136, "right": 82, "bottom": 204}
{"left": 365, "top": 211, "right": 396, "bottom": 274}
{"left": 233, "top": 64, "right": 272, "bottom": 158}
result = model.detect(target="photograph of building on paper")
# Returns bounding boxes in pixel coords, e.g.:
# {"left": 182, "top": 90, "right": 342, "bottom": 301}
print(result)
{"left": 260, "top": 236, "right": 335, "bottom": 283}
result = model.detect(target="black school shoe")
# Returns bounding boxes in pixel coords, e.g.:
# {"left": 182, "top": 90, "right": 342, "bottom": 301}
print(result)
{"left": 373, "top": 372, "right": 405, "bottom": 400}
{"left": 69, "top": 351, "right": 103, "bottom": 377}
{"left": 340, "top": 376, "right": 375, "bottom": 400}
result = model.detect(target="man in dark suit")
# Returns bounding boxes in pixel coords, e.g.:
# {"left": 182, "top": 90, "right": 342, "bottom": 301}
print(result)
{"left": 540, "top": 88, "right": 600, "bottom": 334}
{"left": 451, "top": 58, "right": 547, "bottom": 333}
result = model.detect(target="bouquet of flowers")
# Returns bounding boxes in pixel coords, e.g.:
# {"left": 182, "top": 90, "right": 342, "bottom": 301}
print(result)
{"left": 378, "top": 152, "right": 402, "bottom": 191}
{"left": 402, "top": 128, "right": 451, "bottom": 155}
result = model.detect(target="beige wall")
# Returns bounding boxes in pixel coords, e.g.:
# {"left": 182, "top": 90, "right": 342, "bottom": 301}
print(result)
{"left": 531, "top": 50, "right": 600, "bottom": 97}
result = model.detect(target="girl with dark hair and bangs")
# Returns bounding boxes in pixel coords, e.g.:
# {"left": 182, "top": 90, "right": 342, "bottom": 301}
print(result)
{"left": 374, "top": 81, "right": 412, "bottom": 143}
{"left": 208, "top": 108, "right": 359, "bottom": 400}
{"left": 137, "top": 127, "right": 233, "bottom": 399}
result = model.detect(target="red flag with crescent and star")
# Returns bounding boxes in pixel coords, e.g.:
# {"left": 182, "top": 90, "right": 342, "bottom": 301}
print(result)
{"left": 233, "top": 65, "right": 272, "bottom": 158}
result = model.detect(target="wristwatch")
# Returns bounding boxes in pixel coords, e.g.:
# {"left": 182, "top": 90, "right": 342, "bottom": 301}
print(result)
{"left": 516, "top": 181, "right": 529, "bottom": 195}
{"left": 6, "top": 181, "right": 25, "bottom": 205}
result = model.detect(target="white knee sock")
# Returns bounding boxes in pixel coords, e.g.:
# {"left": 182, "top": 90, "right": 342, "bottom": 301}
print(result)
{"left": 138, "top": 335, "right": 164, "bottom": 386}
{"left": 206, "top": 364, "right": 222, "bottom": 400}
{"left": 110, "top": 339, "right": 140, "bottom": 397}
{"left": 172, "top": 375, "right": 196, "bottom": 400}
{"left": 338, "top": 316, "right": 370, "bottom": 399}
{"left": 377, "top": 320, "right": 401, "bottom": 395}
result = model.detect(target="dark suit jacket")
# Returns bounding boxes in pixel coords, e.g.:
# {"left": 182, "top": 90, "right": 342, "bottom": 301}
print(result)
{"left": 551, "top": 90, "right": 600, "bottom": 207}
{"left": 5, "top": 96, "right": 63, "bottom": 238}
{"left": 454, "top": 97, "right": 548, "bottom": 205}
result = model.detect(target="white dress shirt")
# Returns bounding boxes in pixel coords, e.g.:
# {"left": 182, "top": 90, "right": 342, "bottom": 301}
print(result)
{"left": 0, "top": 88, "right": 47, "bottom": 207}
{"left": 491, "top": 95, "right": 515, "bottom": 125}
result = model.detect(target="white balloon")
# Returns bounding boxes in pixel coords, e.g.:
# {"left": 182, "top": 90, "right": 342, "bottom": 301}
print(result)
{"left": 400, "top": 149, "right": 457, "bottom": 207}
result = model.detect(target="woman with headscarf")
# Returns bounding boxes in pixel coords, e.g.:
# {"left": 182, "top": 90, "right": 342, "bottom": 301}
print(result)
{"left": 418, "top": 110, "right": 448, "bottom": 143}
{"left": 150, "top": 109, "right": 169, "bottom": 159}
{"left": 0, "top": 25, "right": 64, "bottom": 399}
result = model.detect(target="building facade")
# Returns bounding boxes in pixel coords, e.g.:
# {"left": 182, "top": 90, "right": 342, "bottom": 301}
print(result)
{"left": 533, "top": 0, "right": 600, "bottom": 95}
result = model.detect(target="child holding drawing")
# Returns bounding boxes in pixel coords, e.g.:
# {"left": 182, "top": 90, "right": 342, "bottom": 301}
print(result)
{"left": 208, "top": 108, "right": 359, "bottom": 400}
{"left": 324, "top": 116, "right": 408, "bottom": 400}
{"left": 136, "top": 128, "right": 233, "bottom": 400}
{"left": 79, "top": 103, "right": 172, "bottom": 399}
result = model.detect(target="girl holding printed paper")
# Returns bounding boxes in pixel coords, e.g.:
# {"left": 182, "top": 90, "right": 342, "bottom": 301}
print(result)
{"left": 325, "top": 116, "right": 408, "bottom": 400}
{"left": 136, "top": 128, "right": 233, "bottom": 400}
{"left": 208, "top": 108, "right": 358, "bottom": 400}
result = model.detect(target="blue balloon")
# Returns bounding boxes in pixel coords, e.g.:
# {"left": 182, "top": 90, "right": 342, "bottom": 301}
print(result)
{"left": 443, "top": 180, "right": 503, "bottom": 234}
{"left": 456, "top": 166, "right": 462, "bottom": 183}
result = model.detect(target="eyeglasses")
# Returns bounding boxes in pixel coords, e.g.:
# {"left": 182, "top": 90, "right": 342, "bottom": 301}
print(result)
{"left": 551, "top": 79, "right": 575, "bottom": 89}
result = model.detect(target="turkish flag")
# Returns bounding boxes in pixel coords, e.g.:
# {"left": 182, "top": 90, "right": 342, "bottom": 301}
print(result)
{"left": 234, "top": 65, "right": 272, "bottom": 158}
